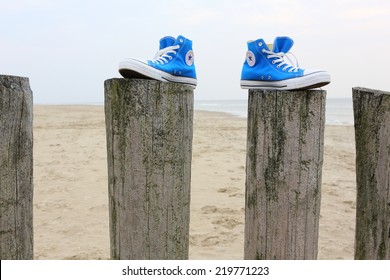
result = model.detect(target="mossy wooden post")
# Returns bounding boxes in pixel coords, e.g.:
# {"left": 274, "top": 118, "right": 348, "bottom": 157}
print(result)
{"left": 0, "top": 75, "right": 33, "bottom": 259}
{"left": 244, "top": 89, "right": 326, "bottom": 260}
{"left": 104, "top": 78, "right": 193, "bottom": 260}
{"left": 353, "top": 87, "right": 390, "bottom": 260}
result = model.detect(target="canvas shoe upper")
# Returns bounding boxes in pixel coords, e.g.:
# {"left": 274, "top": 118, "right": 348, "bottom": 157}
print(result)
{"left": 240, "top": 36, "right": 330, "bottom": 90}
{"left": 119, "top": 35, "right": 197, "bottom": 88}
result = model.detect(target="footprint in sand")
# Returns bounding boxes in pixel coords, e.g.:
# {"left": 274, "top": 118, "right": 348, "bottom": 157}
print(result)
{"left": 342, "top": 200, "right": 356, "bottom": 210}
{"left": 201, "top": 205, "right": 240, "bottom": 215}
{"left": 211, "top": 217, "right": 243, "bottom": 230}
{"left": 217, "top": 187, "right": 244, "bottom": 198}
{"left": 199, "top": 233, "right": 240, "bottom": 247}
{"left": 230, "top": 177, "right": 242, "bottom": 182}
{"left": 201, "top": 205, "right": 218, "bottom": 214}
{"left": 201, "top": 236, "right": 220, "bottom": 247}
{"left": 228, "top": 193, "right": 244, "bottom": 198}
{"left": 217, "top": 187, "right": 240, "bottom": 194}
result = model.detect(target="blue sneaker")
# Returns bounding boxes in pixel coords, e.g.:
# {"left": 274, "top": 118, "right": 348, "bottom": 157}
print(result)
{"left": 240, "top": 36, "right": 330, "bottom": 90}
{"left": 119, "top": 35, "right": 197, "bottom": 88}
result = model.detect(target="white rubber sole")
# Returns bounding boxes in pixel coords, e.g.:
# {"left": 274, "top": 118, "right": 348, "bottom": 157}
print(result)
{"left": 240, "top": 71, "right": 330, "bottom": 90}
{"left": 119, "top": 59, "right": 197, "bottom": 88}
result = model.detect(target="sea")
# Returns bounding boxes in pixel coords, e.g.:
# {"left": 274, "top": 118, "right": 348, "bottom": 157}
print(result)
{"left": 194, "top": 98, "right": 353, "bottom": 125}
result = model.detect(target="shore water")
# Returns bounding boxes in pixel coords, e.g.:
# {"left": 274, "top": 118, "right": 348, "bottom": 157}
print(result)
{"left": 33, "top": 106, "right": 356, "bottom": 259}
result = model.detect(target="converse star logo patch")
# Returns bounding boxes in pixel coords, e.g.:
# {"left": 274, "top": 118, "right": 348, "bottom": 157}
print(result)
{"left": 185, "top": 50, "right": 194, "bottom": 66}
{"left": 246, "top": 51, "right": 255, "bottom": 67}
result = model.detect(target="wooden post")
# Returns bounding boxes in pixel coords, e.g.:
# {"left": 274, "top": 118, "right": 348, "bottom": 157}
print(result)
{"left": 0, "top": 75, "right": 33, "bottom": 259}
{"left": 353, "top": 87, "right": 390, "bottom": 260}
{"left": 244, "top": 89, "right": 326, "bottom": 260}
{"left": 104, "top": 78, "right": 193, "bottom": 260}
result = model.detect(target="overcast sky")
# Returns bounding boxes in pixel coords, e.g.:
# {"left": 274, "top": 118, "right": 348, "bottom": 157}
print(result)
{"left": 1, "top": 0, "right": 390, "bottom": 103}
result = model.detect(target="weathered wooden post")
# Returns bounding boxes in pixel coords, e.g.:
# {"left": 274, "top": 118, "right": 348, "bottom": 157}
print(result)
{"left": 244, "top": 89, "right": 326, "bottom": 260}
{"left": 0, "top": 75, "right": 33, "bottom": 259}
{"left": 104, "top": 78, "right": 193, "bottom": 260}
{"left": 353, "top": 87, "right": 390, "bottom": 260}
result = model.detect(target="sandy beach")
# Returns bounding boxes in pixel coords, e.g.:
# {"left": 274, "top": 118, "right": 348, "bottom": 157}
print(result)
{"left": 33, "top": 105, "right": 356, "bottom": 260}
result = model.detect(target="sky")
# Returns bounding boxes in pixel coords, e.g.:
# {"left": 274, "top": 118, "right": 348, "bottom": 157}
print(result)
{"left": 1, "top": 0, "right": 390, "bottom": 103}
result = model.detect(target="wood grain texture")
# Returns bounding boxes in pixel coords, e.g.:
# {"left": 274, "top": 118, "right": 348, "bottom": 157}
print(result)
{"left": 353, "top": 87, "right": 390, "bottom": 260}
{"left": 104, "top": 78, "right": 193, "bottom": 260}
{"left": 244, "top": 89, "right": 326, "bottom": 260}
{"left": 0, "top": 75, "right": 33, "bottom": 259}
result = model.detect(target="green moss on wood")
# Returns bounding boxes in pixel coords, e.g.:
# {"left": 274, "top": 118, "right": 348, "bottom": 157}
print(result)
{"left": 245, "top": 89, "right": 325, "bottom": 260}
{"left": 353, "top": 87, "right": 390, "bottom": 260}
{"left": 105, "top": 78, "right": 193, "bottom": 260}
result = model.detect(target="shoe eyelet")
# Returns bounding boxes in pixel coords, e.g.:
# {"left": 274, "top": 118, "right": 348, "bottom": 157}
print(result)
{"left": 258, "top": 42, "right": 263, "bottom": 47}
{"left": 272, "top": 60, "right": 276, "bottom": 64}
{"left": 262, "top": 49, "right": 266, "bottom": 53}
{"left": 179, "top": 39, "right": 184, "bottom": 43}
{"left": 276, "top": 65, "right": 281, "bottom": 68}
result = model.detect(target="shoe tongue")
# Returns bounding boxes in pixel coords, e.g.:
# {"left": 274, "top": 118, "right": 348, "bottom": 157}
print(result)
{"left": 273, "top": 36, "right": 294, "bottom": 53}
{"left": 159, "top": 36, "right": 176, "bottom": 49}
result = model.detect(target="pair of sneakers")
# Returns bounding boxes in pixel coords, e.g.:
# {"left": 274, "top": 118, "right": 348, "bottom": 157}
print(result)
{"left": 118, "top": 35, "right": 330, "bottom": 90}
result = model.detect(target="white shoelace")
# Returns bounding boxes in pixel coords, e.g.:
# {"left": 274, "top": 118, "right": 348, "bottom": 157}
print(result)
{"left": 151, "top": 45, "right": 180, "bottom": 64}
{"left": 262, "top": 49, "right": 300, "bottom": 72}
